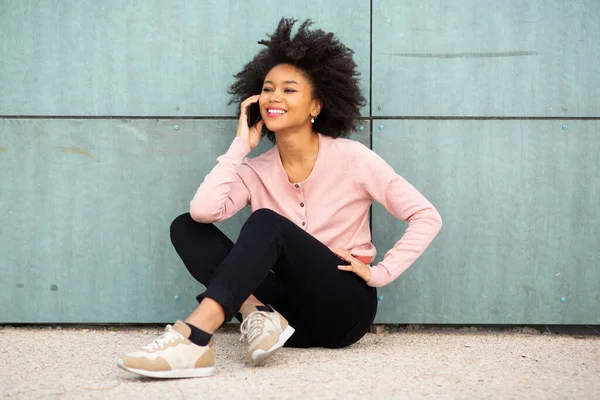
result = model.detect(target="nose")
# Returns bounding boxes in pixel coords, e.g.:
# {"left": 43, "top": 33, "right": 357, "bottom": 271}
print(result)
{"left": 268, "top": 89, "right": 282, "bottom": 102}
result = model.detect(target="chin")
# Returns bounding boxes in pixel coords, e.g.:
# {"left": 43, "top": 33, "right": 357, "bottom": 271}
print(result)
{"left": 264, "top": 121, "right": 285, "bottom": 132}
{"left": 265, "top": 119, "right": 306, "bottom": 134}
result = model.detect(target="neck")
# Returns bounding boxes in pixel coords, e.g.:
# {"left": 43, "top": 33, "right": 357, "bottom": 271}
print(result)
{"left": 275, "top": 127, "right": 319, "bottom": 166}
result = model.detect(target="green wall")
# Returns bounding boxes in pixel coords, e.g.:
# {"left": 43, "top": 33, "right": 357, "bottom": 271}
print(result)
{"left": 1, "top": 0, "right": 598, "bottom": 323}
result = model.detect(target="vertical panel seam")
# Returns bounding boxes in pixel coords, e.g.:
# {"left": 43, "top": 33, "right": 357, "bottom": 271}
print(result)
{"left": 369, "top": 0, "right": 374, "bottom": 241}
{"left": 369, "top": 0, "right": 373, "bottom": 123}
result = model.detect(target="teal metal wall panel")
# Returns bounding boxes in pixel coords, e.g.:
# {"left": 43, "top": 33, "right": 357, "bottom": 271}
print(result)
{"left": 0, "top": 118, "right": 370, "bottom": 323}
{"left": 0, "top": 0, "right": 370, "bottom": 116}
{"left": 371, "top": 120, "right": 600, "bottom": 324}
{"left": 2, "top": 0, "right": 597, "bottom": 326}
{"left": 372, "top": 0, "right": 600, "bottom": 117}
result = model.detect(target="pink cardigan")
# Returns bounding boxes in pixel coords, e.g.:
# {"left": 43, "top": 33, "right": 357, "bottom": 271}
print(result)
{"left": 190, "top": 133, "right": 442, "bottom": 287}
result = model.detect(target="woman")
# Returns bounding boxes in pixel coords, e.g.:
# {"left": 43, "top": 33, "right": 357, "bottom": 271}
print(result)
{"left": 118, "top": 18, "right": 442, "bottom": 379}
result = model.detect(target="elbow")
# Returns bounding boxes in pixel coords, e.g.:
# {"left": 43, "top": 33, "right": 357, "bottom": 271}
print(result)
{"left": 426, "top": 205, "right": 443, "bottom": 237}
{"left": 432, "top": 207, "right": 443, "bottom": 233}
{"left": 408, "top": 204, "right": 442, "bottom": 235}
{"left": 189, "top": 202, "right": 215, "bottom": 223}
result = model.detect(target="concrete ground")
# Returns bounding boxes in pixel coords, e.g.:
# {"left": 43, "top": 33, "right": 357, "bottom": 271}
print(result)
{"left": 1, "top": 325, "right": 598, "bottom": 400}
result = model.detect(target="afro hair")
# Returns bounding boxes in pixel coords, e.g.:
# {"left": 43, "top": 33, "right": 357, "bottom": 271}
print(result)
{"left": 228, "top": 18, "right": 366, "bottom": 143}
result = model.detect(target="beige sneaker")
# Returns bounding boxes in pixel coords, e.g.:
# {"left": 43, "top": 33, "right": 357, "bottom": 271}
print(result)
{"left": 117, "top": 321, "right": 215, "bottom": 378}
{"left": 240, "top": 305, "right": 295, "bottom": 366}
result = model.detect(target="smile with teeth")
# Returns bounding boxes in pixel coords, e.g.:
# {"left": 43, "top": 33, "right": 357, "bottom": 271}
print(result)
{"left": 267, "top": 108, "right": 287, "bottom": 116}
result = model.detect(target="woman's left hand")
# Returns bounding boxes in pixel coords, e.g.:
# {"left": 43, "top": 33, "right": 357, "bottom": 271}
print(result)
{"left": 329, "top": 247, "right": 372, "bottom": 283}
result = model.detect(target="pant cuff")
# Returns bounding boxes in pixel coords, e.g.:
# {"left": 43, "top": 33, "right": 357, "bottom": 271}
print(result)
{"left": 195, "top": 284, "right": 236, "bottom": 322}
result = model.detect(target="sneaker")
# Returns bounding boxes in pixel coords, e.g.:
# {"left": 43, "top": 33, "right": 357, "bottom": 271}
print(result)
{"left": 240, "top": 305, "right": 295, "bottom": 366}
{"left": 117, "top": 320, "right": 215, "bottom": 378}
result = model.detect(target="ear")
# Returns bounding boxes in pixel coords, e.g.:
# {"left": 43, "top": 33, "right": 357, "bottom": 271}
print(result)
{"left": 311, "top": 99, "right": 323, "bottom": 117}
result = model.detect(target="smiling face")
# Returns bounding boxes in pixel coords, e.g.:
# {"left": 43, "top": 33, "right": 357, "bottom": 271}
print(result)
{"left": 259, "top": 63, "right": 321, "bottom": 135}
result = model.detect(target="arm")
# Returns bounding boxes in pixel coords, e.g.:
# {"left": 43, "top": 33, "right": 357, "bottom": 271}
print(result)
{"left": 189, "top": 137, "right": 251, "bottom": 223}
{"left": 354, "top": 145, "right": 442, "bottom": 287}
{"left": 191, "top": 94, "right": 265, "bottom": 223}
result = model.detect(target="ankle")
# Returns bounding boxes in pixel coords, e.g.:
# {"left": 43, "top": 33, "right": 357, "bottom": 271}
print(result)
{"left": 184, "top": 322, "right": 213, "bottom": 346}
{"left": 185, "top": 298, "right": 225, "bottom": 334}
{"left": 240, "top": 303, "right": 274, "bottom": 320}
{"left": 241, "top": 296, "right": 264, "bottom": 309}
{"left": 240, "top": 303, "right": 259, "bottom": 320}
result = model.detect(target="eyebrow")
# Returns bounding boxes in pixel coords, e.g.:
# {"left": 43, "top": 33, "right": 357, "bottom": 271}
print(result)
{"left": 263, "top": 80, "right": 300, "bottom": 85}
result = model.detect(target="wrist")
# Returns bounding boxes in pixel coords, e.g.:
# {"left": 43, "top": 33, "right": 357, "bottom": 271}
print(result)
{"left": 229, "top": 136, "right": 252, "bottom": 158}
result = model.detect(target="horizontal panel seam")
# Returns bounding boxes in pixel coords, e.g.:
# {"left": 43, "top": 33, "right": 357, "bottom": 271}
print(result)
{"left": 1, "top": 116, "right": 598, "bottom": 120}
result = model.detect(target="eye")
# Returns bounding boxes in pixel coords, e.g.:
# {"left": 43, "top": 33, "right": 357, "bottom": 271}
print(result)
{"left": 262, "top": 87, "right": 273, "bottom": 92}
{"left": 284, "top": 88, "right": 297, "bottom": 93}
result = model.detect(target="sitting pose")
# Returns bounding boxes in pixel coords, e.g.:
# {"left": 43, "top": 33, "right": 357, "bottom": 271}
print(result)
{"left": 118, "top": 18, "right": 442, "bottom": 378}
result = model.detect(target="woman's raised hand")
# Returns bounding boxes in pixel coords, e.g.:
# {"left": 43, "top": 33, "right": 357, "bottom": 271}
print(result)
{"left": 236, "top": 95, "right": 264, "bottom": 150}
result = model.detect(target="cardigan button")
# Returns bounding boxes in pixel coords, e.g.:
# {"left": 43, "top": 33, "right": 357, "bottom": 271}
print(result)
{"left": 294, "top": 184, "right": 300, "bottom": 188}
{"left": 302, "top": 222, "right": 306, "bottom": 226}
{"left": 300, "top": 203, "right": 304, "bottom": 207}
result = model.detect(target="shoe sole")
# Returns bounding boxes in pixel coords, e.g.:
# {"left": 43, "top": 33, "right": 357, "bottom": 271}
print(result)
{"left": 251, "top": 325, "right": 295, "bottom": 366}
{"left": 117, "top": 360, "right": 215, "bottom": 379}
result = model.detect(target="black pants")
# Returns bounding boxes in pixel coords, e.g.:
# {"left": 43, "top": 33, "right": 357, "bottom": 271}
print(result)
{"left": 170, "top": 208, "right": 378, "bottom": 348}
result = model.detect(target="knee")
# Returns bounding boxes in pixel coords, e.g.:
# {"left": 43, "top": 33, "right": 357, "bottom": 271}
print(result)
{"left": 246, "top": 208, "right": 281, "bottom": 224}
{"left": 251, "top": 208, "right": 279, "bottom": 218}
{"left": 170, "top": 213, "right": 217, "bottom": 247}
{"left": 170, "top": 213, "right": 195, "bottom": 245}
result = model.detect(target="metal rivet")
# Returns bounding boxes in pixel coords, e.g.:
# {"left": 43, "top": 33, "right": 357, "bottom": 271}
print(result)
{"left": 174, "top": 295, "right": 180, "bottom": 301}
{"left": 377, "top": 105, "right": 382, "bottom": 110}
{"left": 174, "top": 125, "right": 179, "bottom": 130}
{"left": 377, "top": 295, "right": 384, "bottom": 301}
{"left": 562, "top": 124, "right": 568, "bottom": 131}
{"left": 562, "top": 107, "right": 567, "bottom": 112}
{"left": 359, "top": 125, "right": 364, "bottom": 131}
{"left": 378, "top": 125, "right": 384, "bottom": 131}
{"left": 560, "top": 297, "right": 566, "bottom": 302}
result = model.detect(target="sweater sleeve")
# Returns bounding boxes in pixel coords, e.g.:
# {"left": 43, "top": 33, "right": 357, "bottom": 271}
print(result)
{"left": 354, "top": 144, "right": 443, "bottom": 287}
{"left": 189, "top": 137, "right": 252, "bottom": 223}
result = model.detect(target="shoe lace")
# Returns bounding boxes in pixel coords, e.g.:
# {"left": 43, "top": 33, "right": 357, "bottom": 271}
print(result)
{"left": 142, "top": 325, "right": 183, "bottom": 351}
{"left": 240, "top": 311, "right": 273, "bottom": 343}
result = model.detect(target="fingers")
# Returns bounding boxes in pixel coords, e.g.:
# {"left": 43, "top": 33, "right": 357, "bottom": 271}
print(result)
{"left": 330, "top": 247, "right": 371, "bottom": 282}
{"left": 240, "top": 95, "right": 261, "bottom": 117}
{"left": 241, "top": 94, "right": 261, "bottom": 106}
{"left": 330, "top": 247, "right": 354, "bottom": 264}
{"left": 254, "top": 119, "right": 265, "bottom": 132}
{"left": 329, "top": 247, "right": 345, "bottom": 258}
{"left": 337, "top": 263, "right": 370, "bottom": 282}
